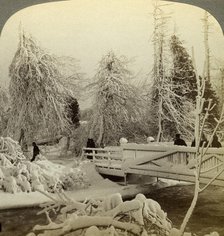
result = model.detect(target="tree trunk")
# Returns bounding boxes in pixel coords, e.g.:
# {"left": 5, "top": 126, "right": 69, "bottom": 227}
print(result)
{"left": 65, "top": 136, "right": 70, "bottom": 153}
{"left": 157, "top": 96, "right": 163, "bottom": 142}
{"left": 179, "top": 177, "right": 199, "bottom": 236}
{"left": 97, "top": 115, "right": 104, "bottom": 147}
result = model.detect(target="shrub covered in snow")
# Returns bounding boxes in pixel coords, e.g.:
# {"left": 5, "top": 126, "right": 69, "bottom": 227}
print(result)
{"left": 27, "top": 191, "right": 220, "bottom": 236}
{"left": 0, "top": 137, "right": 89, "bottom": 193}
{"left": 28, "top": 192, "right": 172, "bottom": 236}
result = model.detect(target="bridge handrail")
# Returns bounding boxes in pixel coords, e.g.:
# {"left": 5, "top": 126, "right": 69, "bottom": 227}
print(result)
{"left": 121, "top": 143, "right": 224, "bottom": 154}
{"left": 82, "top": 147, "right": 123, "bottom": 161}
{"left": 82, "top": 147, "right": 122, "bottom": 152}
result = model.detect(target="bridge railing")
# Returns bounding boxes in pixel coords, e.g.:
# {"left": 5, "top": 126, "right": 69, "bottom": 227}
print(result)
{"left": 82, "top": 147, "right": 123, "bottom": 163}
{"left": 121, "top": 143, "right": 224, "bottom": 172}
{"left": 82, "top": 144, "right": 224, "bottom": 176}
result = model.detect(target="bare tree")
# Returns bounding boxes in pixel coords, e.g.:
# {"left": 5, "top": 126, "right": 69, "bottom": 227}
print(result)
{"left": 202, "top": 11, "right": 211, "bottom": 81}
{"left": 150, "top": 0, "right": 171, "bottom": 142}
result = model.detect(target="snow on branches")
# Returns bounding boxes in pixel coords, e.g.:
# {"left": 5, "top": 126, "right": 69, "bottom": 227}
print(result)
{"left": 28, "top": 192, "right": 172, "bottom": 236}
{"left": 7, "top": 30, "right": 75, "bottom": 144}
{"left": 0, "top": 137, "right": 88, "bottom": 193}
{"left": 89, "top": 51, "right": 145, "bottom": 146}
{"left": 0, "top": 86, "right": 10, "bottom": 136}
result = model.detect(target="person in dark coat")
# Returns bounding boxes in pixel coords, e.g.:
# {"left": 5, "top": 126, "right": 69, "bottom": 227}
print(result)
{"left": 174, "top": 134, "right": 187, "bottom": 146}
{"left": 86, "top": 138, "right": 96, "bottom": 159}
{"left": 211, "top": 134, "right": 222, "bottom": 148}
{"left": 31, "top": 142, "right": 40, "bottom": 162}
{"left": 191, "top": 133, "right": 208, "bottom": 147}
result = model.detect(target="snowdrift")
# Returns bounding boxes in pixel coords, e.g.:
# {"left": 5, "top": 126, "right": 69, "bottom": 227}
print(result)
{"left": 0, "top": 137, "right": 88, "bottom": 193}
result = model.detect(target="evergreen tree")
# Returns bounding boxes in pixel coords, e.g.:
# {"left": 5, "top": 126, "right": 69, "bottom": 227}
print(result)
{"left": 202, "top": 77, "right": 220, "bottom": 129}
{"left": 65, "top": 95, "right": 80, "bottom": 128}
{"left": 170, "top": 35, "right": 220, "bottom": 134}
{"left": 89, "top": 51, "right": 143, "bottom": 146}
{"left": 170, "top": 35, "right": 197, "bottom": 102}
{"left": 149, "top": 5, "right": 195, "bottom": 141}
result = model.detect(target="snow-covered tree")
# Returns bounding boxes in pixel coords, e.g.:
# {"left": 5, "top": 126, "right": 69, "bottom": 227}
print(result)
{"left": 163, "top": 34, "right": 199, "bottom": 139}
{"left": 170, "top": 35, "right": 197, "bottom": 102}
{"left": 57, "top": 56, "right": 85, "bottom": 100}
{"left": 148, "top": 1, "right": 194, "bottom": 141}
{"left": 202, "top": 11, "right": 211, "bottom": 82}
{"left": 202, "top": 78, "right": 220, "bottom": 130}
{"left": 0, "top": 86, "right": 10, "bottom": 136}
{"left": 149, "top": 0, "right": 170, "bottom": 142}
{"left": 89, "top": 51, "right": 144, "bottom": 146}
{"left": 7, "top": 31, "right": 79, "bottom": 146}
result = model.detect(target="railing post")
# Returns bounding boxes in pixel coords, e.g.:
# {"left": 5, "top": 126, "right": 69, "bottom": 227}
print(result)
{"left": 124, "top": 173, "right": 127, "bottom": 185}
{"left": 81, "top": 148, "right": 84, "bottom": 160}
{"left": 92, "top": 150, "right": 95, "bottom": 162}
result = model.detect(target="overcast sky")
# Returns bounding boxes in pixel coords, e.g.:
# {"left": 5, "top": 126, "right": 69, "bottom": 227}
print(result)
{"left": 0, "top": 0, "right": 224, "bottom": 98}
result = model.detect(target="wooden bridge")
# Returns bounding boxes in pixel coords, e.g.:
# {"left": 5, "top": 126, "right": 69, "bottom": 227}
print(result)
{"left": 82, "top": 143, "right": 224, "bottom": 186}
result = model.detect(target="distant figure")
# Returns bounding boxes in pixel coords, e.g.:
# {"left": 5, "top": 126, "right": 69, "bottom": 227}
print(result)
{"left": 174, "top": 134, "right": 187, "bottom": 146}
{"left": 211, "top": 134, "right": 222, "bottom": 148}
{"left": 191, "top": 139, "right": 196, "bottom": 147}
{"left": 86, "top": 138, "right": 96, "bottom": 159}
{"left": 191, "top": 133, "right": 208, "bottom": 147}
{"left": 147, "top": 136, "right": 155, "bottom": 143}
{"left": 119, "top": 137, "right": 128, "bottom": 145}
{"left": 31, "top": 142, "right": 40, "bottom": 162}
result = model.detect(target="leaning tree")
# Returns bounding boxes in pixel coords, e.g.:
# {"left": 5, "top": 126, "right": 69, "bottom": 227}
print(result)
{"left": 89, "top": 51, "right": 144, "bottom": 146}
{"left": 7, "top": 31, "right": 79, "bottom": 147}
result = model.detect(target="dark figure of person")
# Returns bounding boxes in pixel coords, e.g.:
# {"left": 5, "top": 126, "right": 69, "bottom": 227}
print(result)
{"left": 191, "top": 139, "right": 196, "bottom": 147}
{"left": 211, "top": 134, "right": 222, "bottom": 148}
{"left": 174, "top": 134, "right": 187, "bottom": 146}
{"left": 191, "top": 133, "right": 208, "bottom": 147}
{"left": 86, "top": 138, "right": 96, "bottom": 159}
{"left": 31, "top": 142, "right": 40, "bottom": 162}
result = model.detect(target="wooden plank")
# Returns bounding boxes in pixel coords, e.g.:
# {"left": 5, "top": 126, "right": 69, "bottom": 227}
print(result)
{"left": 127, "top": 167, "right": 224, "bottom": 187}
{"left": 123, "top": 150, "right": 178, "bottom": 167}
{"left": 83, "top": 147, "right": 122, "bottom": 152}
{"left": 96, "top": 166, "right": 125, "bottom": 177}
{"left": 201, "top": 154, "right": 223, "bottom": 164}
{"left": 83, "top": 152, "right": 122, "bottom": 160}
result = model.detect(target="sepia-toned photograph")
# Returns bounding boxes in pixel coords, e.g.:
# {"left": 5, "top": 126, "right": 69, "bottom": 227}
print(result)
{"left": 0, "top": 0, "right": 224, "bottom": 235}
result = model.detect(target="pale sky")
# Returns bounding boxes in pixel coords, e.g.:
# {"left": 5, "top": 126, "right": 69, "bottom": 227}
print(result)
{"left": 0, "top": 0, "right": 224, "bottom": 103}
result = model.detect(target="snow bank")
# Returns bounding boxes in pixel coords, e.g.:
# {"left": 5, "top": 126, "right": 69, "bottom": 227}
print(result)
{"left": 0, "top": 137, "right": 88, "bottom": 193}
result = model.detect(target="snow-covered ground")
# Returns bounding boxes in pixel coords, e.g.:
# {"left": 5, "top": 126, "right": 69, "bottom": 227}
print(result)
{"left": 0, "top": 160, "right": 174, "bottom": 210}
{"left": 0, "top": 139, "right": 189, "bottom": 210}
